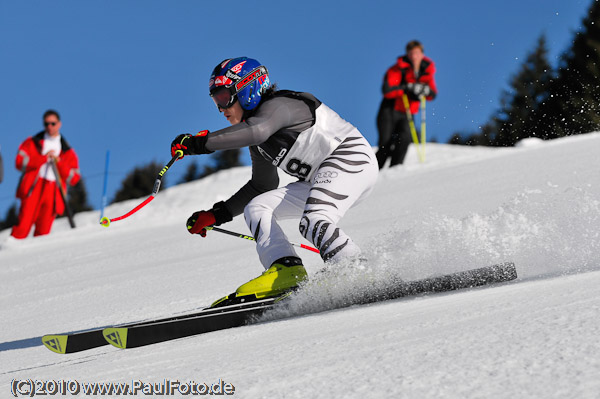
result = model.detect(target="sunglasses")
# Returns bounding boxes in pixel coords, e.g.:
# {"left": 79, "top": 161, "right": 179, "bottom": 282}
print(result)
{"left": 210, "top": 86, "right": 238, "bottom": 109}
{"left": 44, "top": 122, "right": 58, "bottom": 127}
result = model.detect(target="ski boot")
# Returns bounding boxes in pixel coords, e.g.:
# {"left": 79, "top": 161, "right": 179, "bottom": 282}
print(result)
{"left": 210, "top": 257, "right": 308, "bottom": 308}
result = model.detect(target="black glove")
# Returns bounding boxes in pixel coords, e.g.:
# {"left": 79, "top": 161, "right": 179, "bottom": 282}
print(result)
{"left": 406, "top": 83, "right": 431, "bottom": 98}
{"left": 171, "top": 130, "right": 213, "bottom": 158}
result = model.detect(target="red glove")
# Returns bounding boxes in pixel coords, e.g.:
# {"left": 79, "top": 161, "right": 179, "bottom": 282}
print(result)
{"left": 186, "top": 211, "right": 216, "bottom": 237}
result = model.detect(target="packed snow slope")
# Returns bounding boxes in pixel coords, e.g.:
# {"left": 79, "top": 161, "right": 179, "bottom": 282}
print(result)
{"left": 1, "top": 134, "right": 600, "bottom": 398}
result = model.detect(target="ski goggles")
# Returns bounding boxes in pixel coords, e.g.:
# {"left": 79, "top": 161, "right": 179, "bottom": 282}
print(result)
{"left": 210, "top": 86, "right": 238, "bottom": 110}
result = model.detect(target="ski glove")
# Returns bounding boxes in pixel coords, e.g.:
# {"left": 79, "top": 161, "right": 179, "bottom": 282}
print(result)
{"left": 171, "top": 130, "right": 213, "bottom": 158}
{"left": 186, "top": 201, "right": 233, "bottom": 237}
{"left": 186, "top": 211, "right": 216, "bottom": 237}
{"left": 406, "top": 83, "right": 431, "bottom": 98}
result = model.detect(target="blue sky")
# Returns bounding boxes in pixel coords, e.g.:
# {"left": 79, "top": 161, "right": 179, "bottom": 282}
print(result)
{"left": 0, "top": 0, "right": 591, "bottom": 219}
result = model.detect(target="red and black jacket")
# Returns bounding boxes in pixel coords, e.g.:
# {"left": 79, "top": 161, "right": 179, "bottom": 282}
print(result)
{"left": 381, "top": 55, "right": 437, "bottom": 114}
{"left": 15, "top": 131, "right": 80, "bottom": 215}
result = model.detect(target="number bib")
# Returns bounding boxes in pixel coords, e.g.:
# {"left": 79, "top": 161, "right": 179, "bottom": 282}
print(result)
{"left": 256, "top": 103, "right": 359, "bottom": 180}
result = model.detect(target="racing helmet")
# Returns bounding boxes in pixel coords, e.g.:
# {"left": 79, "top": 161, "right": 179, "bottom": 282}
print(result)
{"left": 209, "top": 57, "right": 270, "bottom": 111}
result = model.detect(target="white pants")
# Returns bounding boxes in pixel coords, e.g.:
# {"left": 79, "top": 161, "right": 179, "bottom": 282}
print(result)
{"left": 244, "top": 135, "right": 378, "bottom": 268}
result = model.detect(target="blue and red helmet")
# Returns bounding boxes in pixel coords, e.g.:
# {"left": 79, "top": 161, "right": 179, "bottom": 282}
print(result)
{"left": 209, "top": 57, "right": 270, "bottom": 111}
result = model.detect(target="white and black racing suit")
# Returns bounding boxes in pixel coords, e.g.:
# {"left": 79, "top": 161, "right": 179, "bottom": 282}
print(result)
{"left": 205, "top": 90, "right": 378, "bottom": 267}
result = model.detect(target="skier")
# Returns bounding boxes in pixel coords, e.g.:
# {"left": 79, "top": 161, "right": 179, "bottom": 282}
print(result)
{"left": 376, "top": 40, "right": 437, "bottom": 168}
{"left": 171, "top": 57, "right": 378, "bottom": 306}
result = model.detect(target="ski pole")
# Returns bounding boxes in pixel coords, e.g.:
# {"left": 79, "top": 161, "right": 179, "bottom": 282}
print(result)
{"left": 402, "top": 93, "right": 424, "bottom": 163}
{"left": 100, "top": 150, "right": 183, "bottom": 227}
{"left": 100, "top": 150, "right": 110, "bottom": 222}
{"left": 50, "top": 158, "right": 76, "bottom": 229}
{"left": 205, "top": 226, "right": 320, "bottom": 254}
{"left": 420, "top": 95, "right": 427, "bottom": 162}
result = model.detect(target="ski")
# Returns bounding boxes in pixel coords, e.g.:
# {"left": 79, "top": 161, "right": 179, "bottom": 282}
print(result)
{"left": 358, "top": 261, "right": 518, "bottom": 304}
{"left": 43, "top": 262, "right": 517, "bottom": 353}
{"left": 42, "top": 329, "right": 107, "bottom": 355}
{"left": 42, "top": 298, "right": 277, "bottom": 354}
{"left": 102, "top": 301, "right": 274, "bottom": 350}
{"left": 101, "top": 262, "right": 517, "bottom": 350}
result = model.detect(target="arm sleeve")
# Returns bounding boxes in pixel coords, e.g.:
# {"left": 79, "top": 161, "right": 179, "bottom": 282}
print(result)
{"left": 382, "top": 67, "right": 405, "bottom": 99}
{"left": 205, "top": 98, "right": 298, "bottom": 152}
{"left": 222, "top": 146, "right": 280, "bottom": 217}
{"left": 57, "top": 149, "right": 81, "bottom": 186}
{"left": 15, "top": 138, "right": 47, "bottom": 172}
{"left": 421, "top": 61, "right": 438, "bottom": 101}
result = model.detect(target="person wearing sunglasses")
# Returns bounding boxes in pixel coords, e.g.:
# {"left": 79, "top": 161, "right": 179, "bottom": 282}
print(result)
{"left": 11, "top": 110, "right": 80, "bottom": 239}
{"left": 170, "top": 57, "right": 378, "bottom": 307}
{"left": 376, "top": 40, "right": 437, "bottom": 168}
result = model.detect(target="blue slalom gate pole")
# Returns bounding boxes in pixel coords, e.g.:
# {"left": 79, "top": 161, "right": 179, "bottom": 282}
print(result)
{"left": 100, "top": 150, "right": 110, "bottom": 221}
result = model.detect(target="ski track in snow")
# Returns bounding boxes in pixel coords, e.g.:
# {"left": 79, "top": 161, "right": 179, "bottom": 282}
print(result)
{"left": 1, "top": 134, "right": 600, "bottom": 398}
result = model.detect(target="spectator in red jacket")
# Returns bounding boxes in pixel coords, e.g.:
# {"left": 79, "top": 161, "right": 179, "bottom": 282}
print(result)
{"left": 376, "top": 40, "right": 437, "bottom": 168}
{"left": 11, "top": 110, "right": 81, "bottom": 239}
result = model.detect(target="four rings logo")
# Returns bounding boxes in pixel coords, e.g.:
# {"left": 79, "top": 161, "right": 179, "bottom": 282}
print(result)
{"left": 313, "top": 171, "right": 338, "bottom": 180}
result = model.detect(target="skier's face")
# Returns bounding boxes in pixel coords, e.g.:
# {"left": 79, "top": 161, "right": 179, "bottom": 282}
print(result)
{"left": 222, "top": 101, "right": 244, "bottom": 125}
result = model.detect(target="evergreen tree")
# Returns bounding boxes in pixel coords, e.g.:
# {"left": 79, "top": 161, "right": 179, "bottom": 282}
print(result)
{"left": 112, "top": 161, "right": 165, "bottom": 203}
{"left": 494, "top": 35, "right": 554, "bottom": 146}
{"left": 199, "top": 149, "right": 242, "bottom": 178}
{"left": 176, "top": 150, "right": 242, "bottom": 183}
{"left": 0, "top": 203, "right": 18, "bottom": 231}
{"left": 215, "top": 149, "right": 242, "bottom": 169}
{"left": 474, "top": 123, "right": 496, "bottom": 146}
{"left": 67, "top": 178, "right": 93, "bottom": 214}
{"left": 448, "top": 121, "right": 495, "bottom": 146}
{"left": 179, "top": 161, "right": 201, "bottom": 184}
{"left": 449, "top": 35, "right": 553, "bottom": 146}
{"left": 448, "top": 132, "right": 465, "bottom": 145}
{"left": 537, "top": 0, "right": 600, "bottom": 137}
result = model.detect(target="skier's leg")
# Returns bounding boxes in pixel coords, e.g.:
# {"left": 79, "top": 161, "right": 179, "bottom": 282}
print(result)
{"left": 300, "top": 135, "right": 378, "bottom": 263}
{"left": 375, "top": 103, "right": 395, "bottom": 169}
{"left": 244, "top": 182, "right": 311, "bottom": 268}
{"left": 390, "top": 112, "right": 412, "bottom": 166}
{"left": 215, "top": 136, "right": 377, "bottom": 305}
{"left": 223, "top": 182, "right": 312, "bottom": 301}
